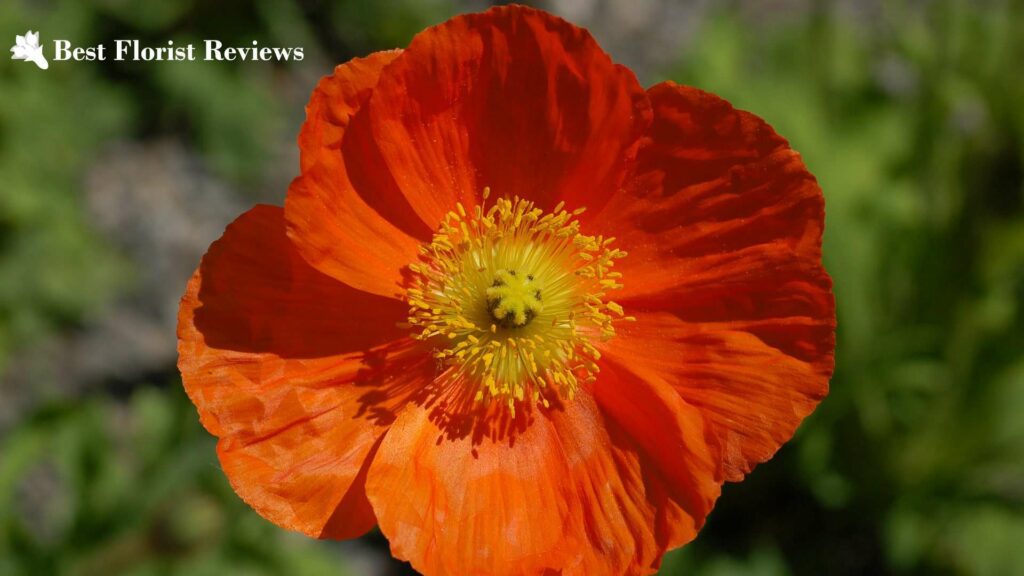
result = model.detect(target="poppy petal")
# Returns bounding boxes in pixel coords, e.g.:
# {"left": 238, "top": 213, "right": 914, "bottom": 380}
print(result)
{"left": 591, "top": 82, "right": 834, "bottom": 480}
{"left": 286, "top": 51, "right": 423, "bottom": 299}
{"left": 591, "top": 361, "right": 723, "bottom": 549}
{"left": 178, "top": 205, "right": 428, "bottom": 538}
{"left": 353, "top": 4, "right": 651, "bottom": 231}
{"left": 603, "top": 312, "right": 832, "bottom": 482}
{"left": 594, "top": 82, "right": 830, "bottom": 307}
{"left": 365, "top": 390, "right": 717, "bottom": 575}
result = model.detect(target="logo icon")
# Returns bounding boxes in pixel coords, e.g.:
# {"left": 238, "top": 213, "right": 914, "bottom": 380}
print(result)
{"left": 11, "top": 31, "right": 48, "bottom": 70}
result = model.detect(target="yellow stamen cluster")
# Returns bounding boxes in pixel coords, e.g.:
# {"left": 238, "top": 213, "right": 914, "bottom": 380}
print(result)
{"left": 406, "top": 188, "right": 632, "bottom": 411}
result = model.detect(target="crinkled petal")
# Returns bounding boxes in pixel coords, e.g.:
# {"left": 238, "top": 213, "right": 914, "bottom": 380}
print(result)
{"left": 178, "top": 205, "right": 431, "bottom": 538}
{"left": 286, "top": 51, "right": 423, "bottom": 299}
{"left": 602, "top": 311, "right": 832, "bottom": 481}
{"left": 593, "top": 82, "right": 834, "bottom": 480}
{"left": 365, "top": 389, "right": 718, "bottom": 576}
{"left": 591, "top": 361, "right": 723, "bottom": 548}
{"left": 594, "top": 82, "right": 830, "bottom": 307}
{"left": 351, "top": 4, "right": 650, "bottom": 231}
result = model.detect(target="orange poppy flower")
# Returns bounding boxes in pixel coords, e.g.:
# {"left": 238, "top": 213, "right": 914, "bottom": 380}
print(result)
{"left": 177, "top": 5, "right": 834, "bottom": 575}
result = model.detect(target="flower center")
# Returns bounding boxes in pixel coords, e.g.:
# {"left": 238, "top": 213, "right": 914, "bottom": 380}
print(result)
{"left": 486, "top": 269, "right": 542, "bottom": 328}
{"left": 406, "top": 188, "right": 632, "bottom": 412}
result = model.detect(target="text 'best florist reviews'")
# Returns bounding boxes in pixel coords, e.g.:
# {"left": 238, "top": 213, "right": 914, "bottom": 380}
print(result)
{"left": 53, "top": 39, "right": 304, "bottom": 62}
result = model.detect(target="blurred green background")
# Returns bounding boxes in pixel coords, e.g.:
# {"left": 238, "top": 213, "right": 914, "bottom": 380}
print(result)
{"left": 1, "top": 0, "right": 1022, "bottom": 574}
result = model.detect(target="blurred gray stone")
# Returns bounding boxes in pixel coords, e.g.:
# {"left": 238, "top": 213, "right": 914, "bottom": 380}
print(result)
{"left": 0, "top": 140, "right": 245, "bottom": 429}
{"left": 548, "top": 0, "right": 710, "bottom": 83}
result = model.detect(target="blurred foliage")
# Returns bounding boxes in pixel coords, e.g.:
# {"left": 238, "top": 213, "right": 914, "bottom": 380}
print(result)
{"left": 0, "top": 384, "right": 354, "bottom": 575}
{"left": 659, "top": 1, "right": 1024, "bottom": 575}
{"left": 0, "top": 1, "right": 133, "bottom": 371}
{"left": 0, "top": 0, "right": 461, "bottom": 372}
{"left": 0, "top": 0, "right": 1022, "bottom": 575}
{"left": 0, "top": 0, "right": 458, "bottom": 574}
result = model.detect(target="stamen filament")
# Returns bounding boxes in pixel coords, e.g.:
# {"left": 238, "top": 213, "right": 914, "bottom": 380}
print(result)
{"left": 406, "top": 192, "right": 628, "bottom": 411}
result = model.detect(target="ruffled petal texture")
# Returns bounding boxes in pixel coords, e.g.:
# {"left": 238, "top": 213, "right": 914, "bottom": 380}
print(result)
{"left": 593, "top": 82, "right": 835, "bottom": 481}
{"left": 350, "top": 5, "right": 651, "bottom": 231}
{"left": 365, "top": 390, "right": 720, "bottom": 576}
{"left": 286, "top": 51, "right": 423, "bottom": 299}
{"left": 178, "top": 205, "right": 431, "bottom": 538}
{"left": 179, "top": 6, "right": 836, "bottom": 574}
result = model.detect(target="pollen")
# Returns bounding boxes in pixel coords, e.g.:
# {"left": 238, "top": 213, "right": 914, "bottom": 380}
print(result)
{"left": 406, "top": 188, "right": 631, "bottom": 412}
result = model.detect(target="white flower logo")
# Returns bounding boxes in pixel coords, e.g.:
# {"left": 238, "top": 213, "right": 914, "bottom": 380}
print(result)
{"left": 11, "top": 30, "right": 49, "bottom": 70}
